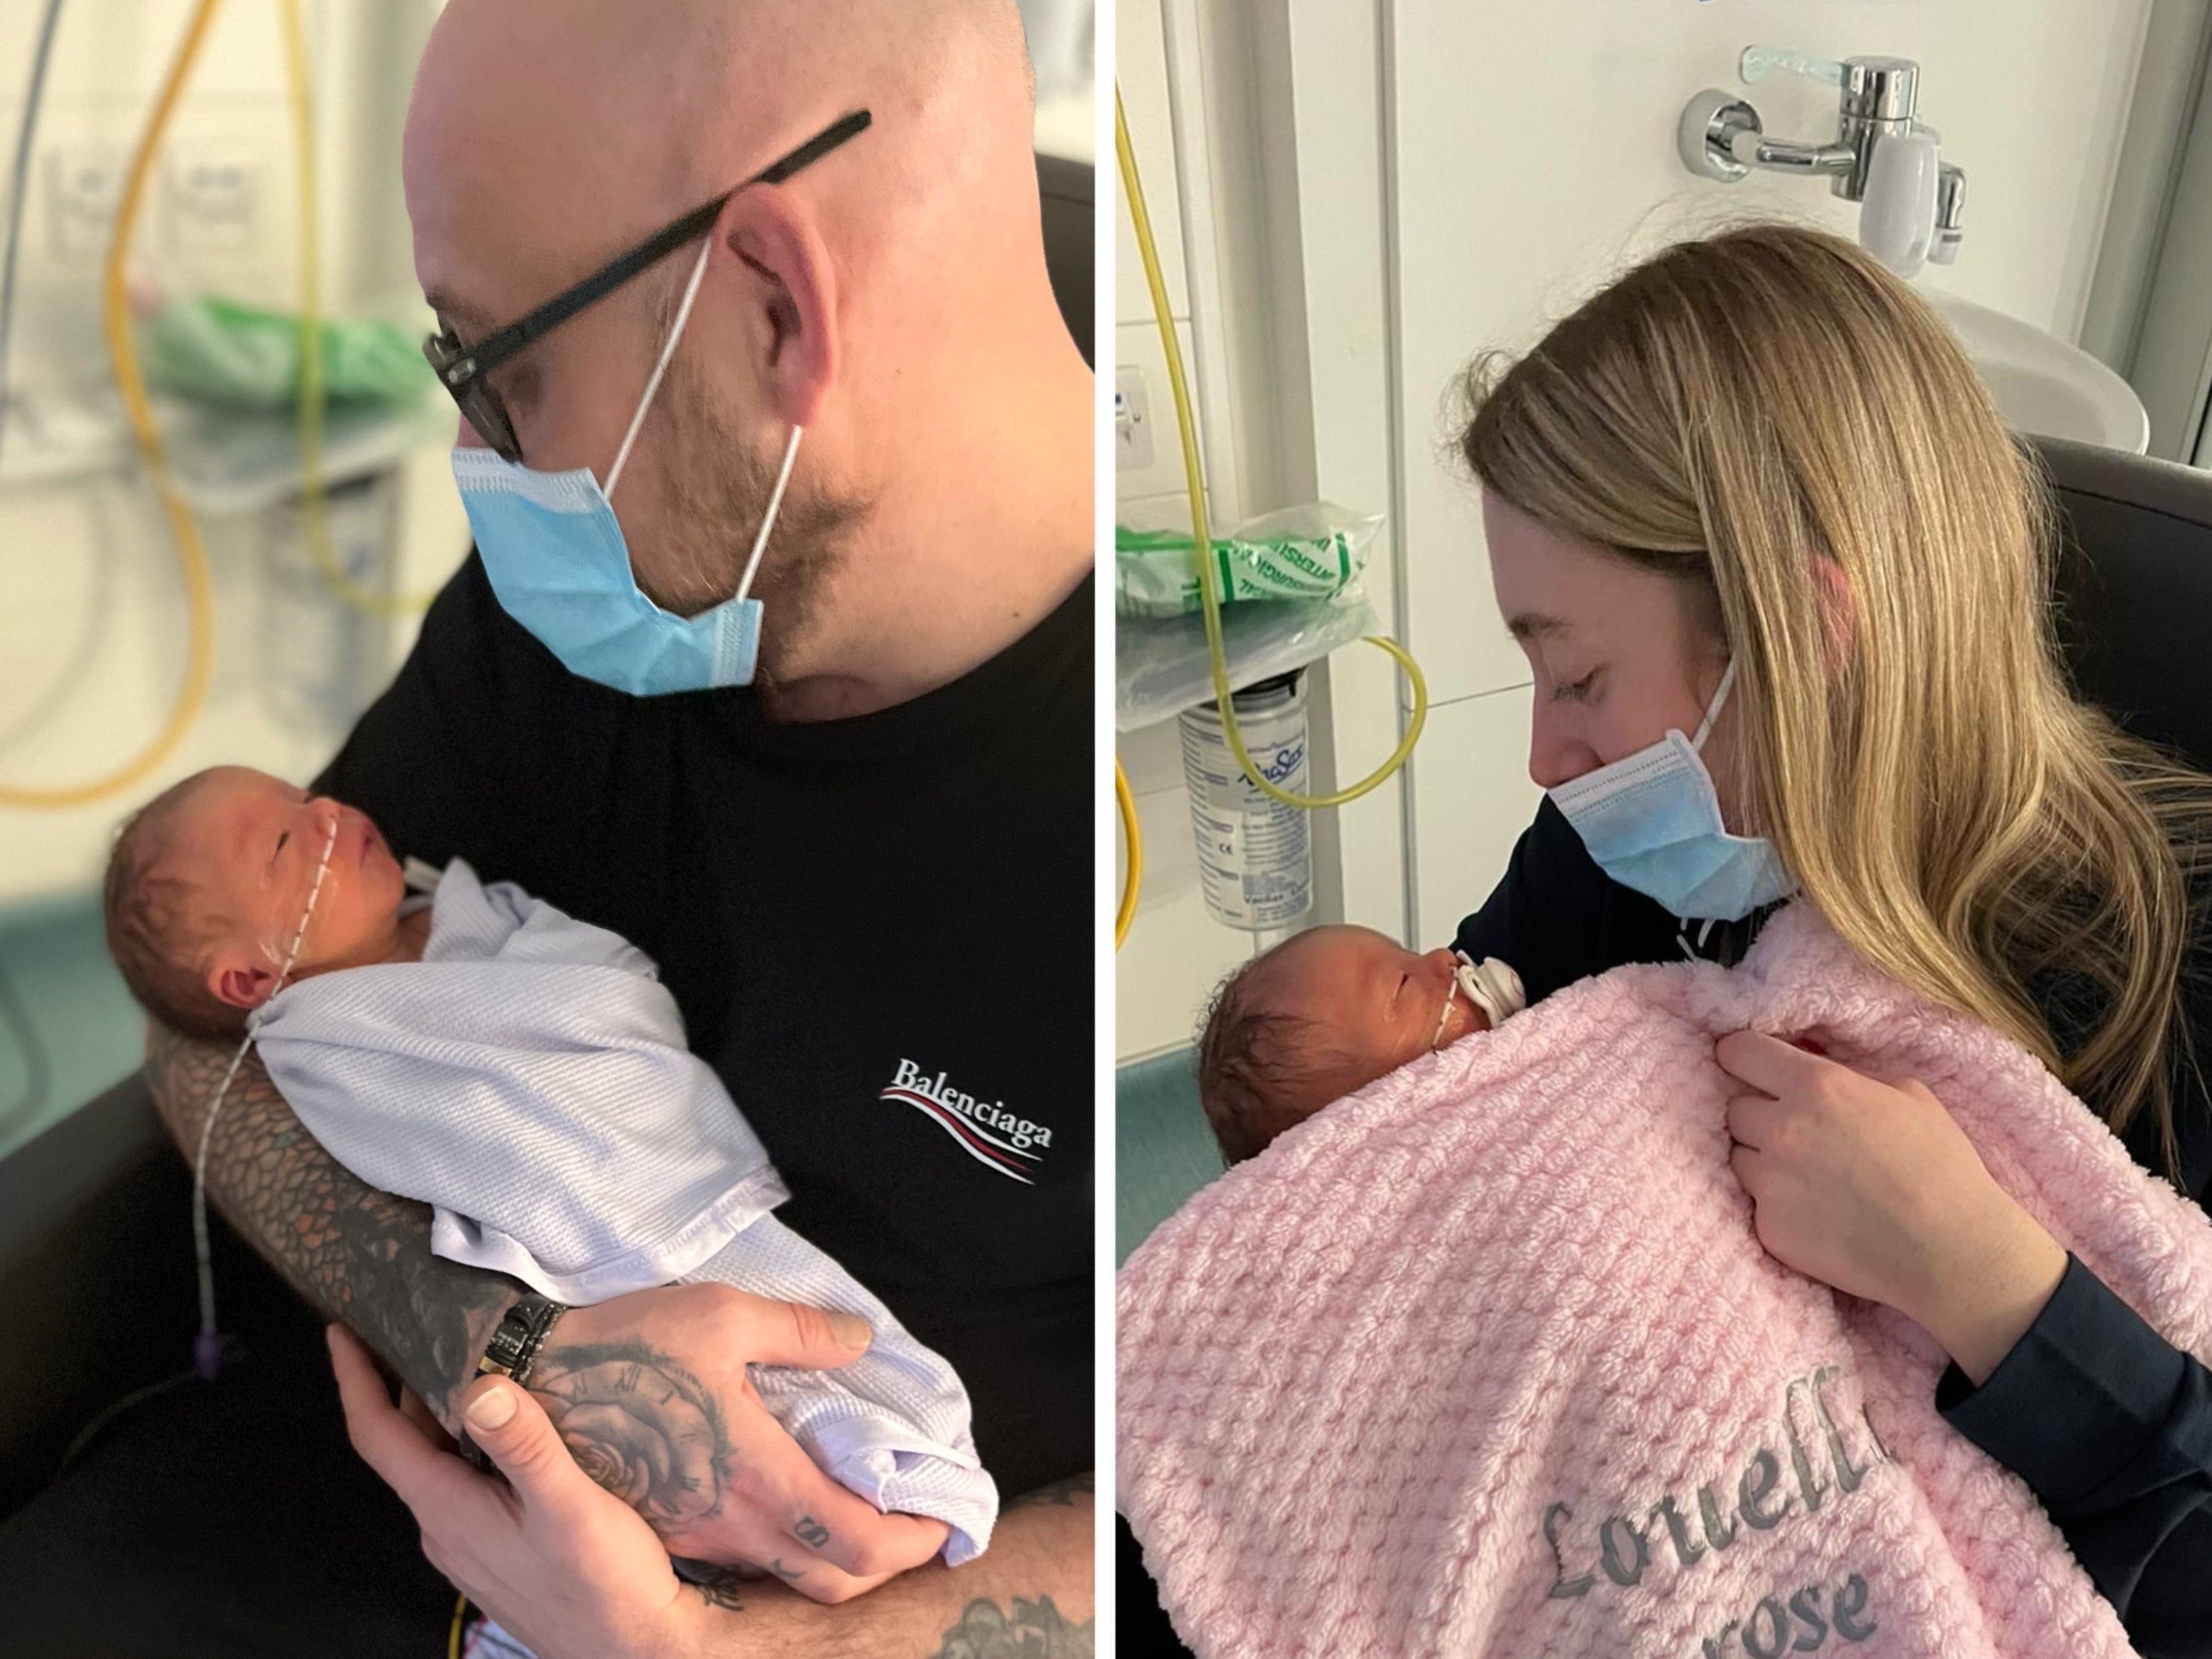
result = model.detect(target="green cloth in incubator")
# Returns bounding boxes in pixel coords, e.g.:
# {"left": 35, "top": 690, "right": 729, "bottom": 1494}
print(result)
{"left": 142, "top": 295, "right": 435, "bottom": 412}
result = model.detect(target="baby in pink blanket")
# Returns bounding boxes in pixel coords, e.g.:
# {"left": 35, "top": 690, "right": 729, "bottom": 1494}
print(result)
{"left": 1196, "top": 925, "right": 1525, "bottom": 1163}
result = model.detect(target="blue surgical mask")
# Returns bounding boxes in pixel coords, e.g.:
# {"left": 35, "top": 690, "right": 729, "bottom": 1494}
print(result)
{"left": 450, "top": 238, "right": 802, "bottom": 697}
{"left": 1547, "top": 659, "right": 1797, "bottom": 922}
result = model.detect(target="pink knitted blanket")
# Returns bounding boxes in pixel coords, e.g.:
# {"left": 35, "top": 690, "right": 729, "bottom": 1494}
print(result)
{"left": 1118, "top": 904, "right": 2212, "bottom": 1658}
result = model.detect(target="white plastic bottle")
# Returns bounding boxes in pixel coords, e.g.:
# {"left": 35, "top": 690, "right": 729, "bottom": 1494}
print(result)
{"left": 1177, "top": 669, "right": 1314, "bottom": 931}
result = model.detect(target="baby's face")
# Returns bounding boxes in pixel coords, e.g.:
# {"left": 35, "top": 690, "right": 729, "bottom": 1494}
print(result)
{"left": 160, "top": 767, "right": 410, "bottom": 1010}
{"left": 1261, "top": 925, "right": 1485, "bottom": 1084}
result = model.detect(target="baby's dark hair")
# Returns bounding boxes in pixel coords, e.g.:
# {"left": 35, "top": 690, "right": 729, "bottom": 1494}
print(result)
{"left": 1193, "top": 948, "right": 1355, "bottom": 1166}
{"left": 103, "top": 773, "right": 247, "bottom": 1043}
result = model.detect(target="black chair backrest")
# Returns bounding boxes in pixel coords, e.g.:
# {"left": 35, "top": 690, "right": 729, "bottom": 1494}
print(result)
{"left": 2039, "top": 436, "right": 2212, "bottom": 775}
{"left": 1037, "top": 150, "right": 1094, "bottom": 368}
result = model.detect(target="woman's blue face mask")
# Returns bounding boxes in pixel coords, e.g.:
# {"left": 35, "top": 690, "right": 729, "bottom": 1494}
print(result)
{"left": 450, "top": 238, "right": 802, "bottom": 698}
{"left": 1546, "top": 659, "right": 1798, "bottom": 921}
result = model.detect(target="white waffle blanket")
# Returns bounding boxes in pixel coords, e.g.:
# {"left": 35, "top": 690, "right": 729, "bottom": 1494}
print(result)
{"left": 252, "top": 859, "right": 996, "bottom": 1563}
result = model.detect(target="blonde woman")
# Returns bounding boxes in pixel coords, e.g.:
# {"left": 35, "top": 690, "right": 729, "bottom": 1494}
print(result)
{"left": 1451, "top": 223, "right": 2211, "bottom": 1651}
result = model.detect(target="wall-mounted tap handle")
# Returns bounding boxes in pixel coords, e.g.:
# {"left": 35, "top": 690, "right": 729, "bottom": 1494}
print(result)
{"left": 1861, "top": 129, "right": 1939, "bottom": 276}
{"left": 1741, "top": 47, "right": 1845, "bottom": 88}
{"left": 1840, "top": 56, "right": 1921, "bottom": 125}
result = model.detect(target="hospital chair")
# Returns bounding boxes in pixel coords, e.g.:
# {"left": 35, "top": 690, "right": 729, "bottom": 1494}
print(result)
{"left": 1113, "top": 435, "right": 2212, "bottom": 1266}
{"left": 0, "top": 149, "right": 1092, "bottom": 1657}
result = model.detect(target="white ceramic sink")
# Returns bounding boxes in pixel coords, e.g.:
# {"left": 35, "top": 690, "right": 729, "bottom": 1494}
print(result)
{"left": 1922, "top": 289, "right": 2150, "bottom": 454}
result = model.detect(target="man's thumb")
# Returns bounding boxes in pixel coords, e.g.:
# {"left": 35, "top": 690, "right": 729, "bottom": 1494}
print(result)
{"left": 463, "top": 1377, "right": 582, "bottom": 1501}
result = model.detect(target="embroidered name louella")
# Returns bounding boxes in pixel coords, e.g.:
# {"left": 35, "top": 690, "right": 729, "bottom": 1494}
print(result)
{"left": 1542, "top": 1364, "right": 1900, "bottom": 1656}
{"left": 879, "top": 1059, "right": 1052, "bottom": 1185}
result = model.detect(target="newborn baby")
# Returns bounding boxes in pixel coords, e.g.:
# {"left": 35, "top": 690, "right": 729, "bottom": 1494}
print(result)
{"left": 1195, "top": 925, "right": 1524, "bottom": 1164}
{"left": 103, "top": 765, "right": 997, "bottom": 1567}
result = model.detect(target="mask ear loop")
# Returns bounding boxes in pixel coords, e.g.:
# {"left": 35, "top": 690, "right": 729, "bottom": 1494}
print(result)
{"left": 604, "top": 236, "right": 715, "bottom": 501}
{"left": 734, "top": 423, "right": 804, "bottom": 606}
{"left": 598, "top": 228, "right": 802, "bottom": 612}
{"left": 191, "top": 812, "right": 340, "bottom": 1379}
{"left": 1691, "top": 658, "right": 1739, "bottom": 752}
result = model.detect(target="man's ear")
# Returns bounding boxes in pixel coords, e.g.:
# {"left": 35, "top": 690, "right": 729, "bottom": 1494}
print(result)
{"left": 209, "top": 955, "right": 277, "bottom": 1012}
{"left": 712, "top": 187, "right": 839, "bottom": 429}
{"left": 1810, "top": 552, "right": 1855, "bottom": 676}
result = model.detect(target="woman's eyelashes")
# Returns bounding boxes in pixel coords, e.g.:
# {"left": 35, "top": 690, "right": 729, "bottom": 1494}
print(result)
{"left": 1551, "top": 668, "right": 1601, "bottom": 704}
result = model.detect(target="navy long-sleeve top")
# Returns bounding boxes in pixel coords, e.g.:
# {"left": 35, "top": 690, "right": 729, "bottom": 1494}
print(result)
{"left": 1455, "top": 796, "right": 2212, "bottom": 1657}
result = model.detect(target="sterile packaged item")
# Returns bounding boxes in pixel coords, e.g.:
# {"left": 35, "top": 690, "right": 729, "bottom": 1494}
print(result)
{"left": 1116, "top": 592, "right": 1380, "bottom": 732}
{"left": 143, "top": 294, "right": 436, "bottom": 412}
{"left": 1115, "top": 502, "right": 1383, "bottom": 618}
{"left": 1179, "top": 670, "right": 1314, "bottom": 932}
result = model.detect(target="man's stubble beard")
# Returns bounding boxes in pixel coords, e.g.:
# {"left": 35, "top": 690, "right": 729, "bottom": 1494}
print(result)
{"left": 644, "top": 356, "right": 872, "bottom": 690}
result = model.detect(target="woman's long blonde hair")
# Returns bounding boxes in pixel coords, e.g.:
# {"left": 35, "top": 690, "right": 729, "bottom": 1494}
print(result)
{"left": 1460, "top": 222, "right": 2211, "bottom": 1178}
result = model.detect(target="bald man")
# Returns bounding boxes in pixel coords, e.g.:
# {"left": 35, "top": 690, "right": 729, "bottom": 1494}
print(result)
{"left": 39, "top": 3, "right": 1091, "bottom": 1655}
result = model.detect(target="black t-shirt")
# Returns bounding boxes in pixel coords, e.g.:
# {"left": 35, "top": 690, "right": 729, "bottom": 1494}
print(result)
{"left": 315, "top": 554, "right": 1094, "bottom": 1498}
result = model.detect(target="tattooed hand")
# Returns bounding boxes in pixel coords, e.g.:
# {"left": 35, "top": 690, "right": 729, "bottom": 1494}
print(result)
{"left": 520, "top": 1283, "right": 952, "bottom": 1595}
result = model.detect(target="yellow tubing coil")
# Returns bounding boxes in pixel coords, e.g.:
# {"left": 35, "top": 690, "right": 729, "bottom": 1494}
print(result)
{"left": 0, "top": 0, "right": 224, "bottom": 810}
{"left": 1113, "top": 85, "right": 1427, "bottom": 812}
{"left": 276, "top": 0, "right": 437, "bottom": 618}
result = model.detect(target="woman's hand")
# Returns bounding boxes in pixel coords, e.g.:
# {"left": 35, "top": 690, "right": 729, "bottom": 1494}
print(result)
{"left": 1715, "top": 1031, "right": 2069, "bottom": 1382}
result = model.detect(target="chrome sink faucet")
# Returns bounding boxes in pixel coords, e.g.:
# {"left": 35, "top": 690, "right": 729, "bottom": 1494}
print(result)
{"left": 1679, "top": 48, "right": 1965, "bottom": 274}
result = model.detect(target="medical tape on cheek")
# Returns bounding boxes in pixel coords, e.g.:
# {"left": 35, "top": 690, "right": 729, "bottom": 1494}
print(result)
{"left": 191, "top": 813, "right": 342, "bottom": 1377}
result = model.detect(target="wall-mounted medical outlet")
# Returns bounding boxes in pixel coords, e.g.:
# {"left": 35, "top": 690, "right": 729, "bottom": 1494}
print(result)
{"left": 1116, "top": 365, "right": 1154, "bottom": 471}
{"left": 165, "top": 150, "right": 264, "bottom": 255}
{"left": 44, "top": 149, "right": 130, "bottom": 260}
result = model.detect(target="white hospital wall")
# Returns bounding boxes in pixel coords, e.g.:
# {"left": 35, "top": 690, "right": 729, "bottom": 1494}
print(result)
{"left": 1116, "top": 0, "right": 2158, "bottom": 1060}
{"left": 1384, "top": 1, "right": 2154, "bottom": 951}
{"left": 0, "top": 0, "right": 467, "bottom": 908}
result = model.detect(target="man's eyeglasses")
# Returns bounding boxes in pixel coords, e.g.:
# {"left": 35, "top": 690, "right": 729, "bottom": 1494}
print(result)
{"left": 422, "top": 109, "right": 871, "bottom": 464}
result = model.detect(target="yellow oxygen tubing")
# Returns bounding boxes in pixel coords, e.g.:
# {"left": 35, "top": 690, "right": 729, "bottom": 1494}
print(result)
{"left": 276, "top": 0, "right": 435, "bottom": 618}
{"left": 1115, "top": 755, "right": 1142, "bottom": 950}
{"left": 1113, "top": 86, "right": 1426, "bottom": 810}
{"left": 0, "top": 0, "right": 223, "bottom": 810}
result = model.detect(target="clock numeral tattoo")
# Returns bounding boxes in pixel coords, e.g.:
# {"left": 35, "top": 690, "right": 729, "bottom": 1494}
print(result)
{"left": 526, "top": 1339, "right": 738, "bottom": 1533}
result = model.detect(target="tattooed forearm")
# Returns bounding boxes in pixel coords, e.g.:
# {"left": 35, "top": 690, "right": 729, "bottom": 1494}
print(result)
{"left": 526, "top": 1338, "right": 738, "bottom": 1533}
{"left": 932, "top": 1597, "right": 1094, "bottom": 1659}
{"left": 1008, "top": 1471, "right": 1094, "bottom": 1510}
{"left": 147, "top": 1024, "right": 518, "bottom": 1419}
